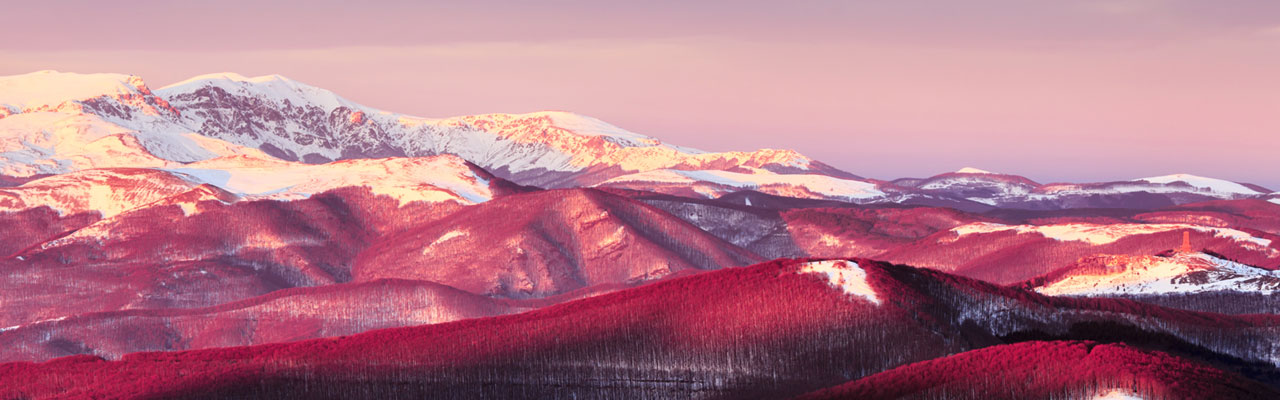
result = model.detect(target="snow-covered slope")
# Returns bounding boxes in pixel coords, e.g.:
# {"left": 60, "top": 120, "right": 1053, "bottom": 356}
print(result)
{"left": 796, "top": 260, "right": 880, "bottom": 305}
{"left": 1136, "top": 174, "right": 1268, "bottom": 196}
{"left": 1032, "top": 252, "right": 1280, "bottom": 296}
{"left": 1010, "top": 175, "right": 1272, "bottom": 209}
{"left": 0, "top": 154, "right": 499, "bottom": 220}
{"left": 889, "top": 169, "right": 1271, "bottom": 210}
{"left": 891, "top": 170, "right": 1040, "bottom": 206}
{"left": 955, "top": 167, "right": 994, "bottom": 174}
{"left": 0, "top": 71, "right": 158, "bottom": 113}
{"left": 0, "top": 168, "right": 203, "bottom": 218}
{"left": 0, "top": 111, "right": 260, "bottom": 177}
{"left": 1034, "top": 178, "right": 1266, "bottom": 200}
{"left": 0, "top": 71, "right": 263, "bottom": 177}
{"left": 154, "top": 73, "right": 853, "bottom": 188}
{"left": 945, "top": 222, "right": 1275, "bottom": 252}
{"left": 161, "top": 73, "right": 356, "bottom": 112}
{"left": 170, "top": 154, "right": 495, "bottom": 205}
{"left": 596, "top": 167, "right": 885, "bottom": 202}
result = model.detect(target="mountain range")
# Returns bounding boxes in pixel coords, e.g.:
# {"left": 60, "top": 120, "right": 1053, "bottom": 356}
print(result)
{"left": 2, "top": 71, "right": 1274, "bottom": 214}
{"left": 2, "top": 70, "right": 1279, "bottom": 399}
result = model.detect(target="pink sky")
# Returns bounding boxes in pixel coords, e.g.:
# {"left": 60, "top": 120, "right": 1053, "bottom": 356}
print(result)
{"left": 3, "top": 1, "right": 1279, "bottom": 188}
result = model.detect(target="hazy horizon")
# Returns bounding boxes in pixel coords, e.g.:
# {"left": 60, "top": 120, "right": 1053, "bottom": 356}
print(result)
{"left": 3, "top": 0, "right": 1277, "bottom": 188}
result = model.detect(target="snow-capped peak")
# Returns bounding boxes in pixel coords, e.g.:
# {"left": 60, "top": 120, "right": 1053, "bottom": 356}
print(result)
{"left": 1135, "top": 174, "right": 1264, "bottom": 195}
{"left": 4, "top": 70, "right": 847, "bottom": 196}
{"left": 157, "top": 72, "right": 356, "bottom": 111}
{"left": 955, "top": 167, "right": 995, "bottom": 174}
{"left": 146, "top": 70, "right": 846, "bottom": 188}
{"left": 0, "top": 70, "right": 151, "bottom": 111}
{"left": 160, "top": 72, "right": 292, "bottom": 87}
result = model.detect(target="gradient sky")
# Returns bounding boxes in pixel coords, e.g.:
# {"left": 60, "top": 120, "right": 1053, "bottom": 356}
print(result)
{"left": 3, "top": 0, "right": 1278, "bottom": 188}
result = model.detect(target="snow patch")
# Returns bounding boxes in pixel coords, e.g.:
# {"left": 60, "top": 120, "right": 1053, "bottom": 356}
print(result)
{"left": 1037, "top": 252, "right": 1280, "bottom": 296}
{"left": 0, "top": 168, "right": 203, "bottom": 218}
{"left": 918, "top": 175, "right": 1034, "bottom": 198}
{"left": 949, "top": 222, "right": 1275, "bottom": 251}
{"left": 817, "top": 234, "right": 843, "bottom": 248}
{"left": 1091, "top": 388, "right": 1144, "bottom": 400}
{"left": 964, "top": 196, "right": 999, "bottom": 206}
{"left": 6, "top": 316, "right": 70, "bottom": 332}
{"left": 429, "top": 230, "right": 468, "bottom": 247}
{"left": 601, "top": 168, "right": 884, "bottom": 201}
{"left": 177, "top": 202, "right": 198, "bottom": 217}
{"left": 1135, "top": 173, "right": 1262, "bottom": 195}
{"left": 422, "top": 230, "right": 468, "bottom": 254}
{"left": 1030, "top": 178, "right": 1261, "bottom": 201}
{"left": 599, "top": 225, "right": 627, "bottom": 247}
{"left": 0, "top": 109, "right": 255, "bottom": 179}
{"left": 168, "top": 155, "right": 493, "bottom": 206}
{"left": 798, "top": 260, "right": 880, "bottom": 305}
{"left": 956, "top": 167, "right": 994, "bottom": 174}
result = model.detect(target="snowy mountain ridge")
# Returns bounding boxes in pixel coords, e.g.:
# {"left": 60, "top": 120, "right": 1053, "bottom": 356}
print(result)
{"left": 0, "top": 70, "right": 168, "bottom": 115}
{"left": 151, "top": 71, "right": 841, "bottom": 188}
{"left": 1135, "top": 173, "right": 1266, "bottom": 196}
{"left": 0, "top": 153, "right": 498, "bottom": 219}
{"left": 0, "top": 70, "right": 1273, "bottom": 210}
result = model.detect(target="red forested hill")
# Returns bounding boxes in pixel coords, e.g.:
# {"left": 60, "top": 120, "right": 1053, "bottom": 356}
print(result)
{"left": 797, "top": 340, "right": 1279, "bottom": 400}
{"left": 4, "top": 258, "right": 1280, "bottom": 399}
{"left": 353, "top": 188, "right": 763, "bottom": 298}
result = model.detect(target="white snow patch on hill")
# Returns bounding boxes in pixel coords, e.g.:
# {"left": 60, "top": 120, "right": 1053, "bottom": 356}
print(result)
{"left": 798, "top": 260, "right": 880, "bottom": 305}
{"left": 1036, "top": 252, "right": 1280, "bottom": 296}
{"left": 1, "top": 113, "right": 172, "bottom": 176}
{"left": 169, "top": 155, "right": 492, "bottom": 206}
{"left": 1091, "top": 388, "right": 1145, "bottom": 400}
{"left": 948, "top": 222, "right": 1274, "bottom": 251}
{"left": 601, "top": 168, "right": 884, "bottom": 200}
{"left": 1135, "top": 174, "right": 1262, "bottom": 195}
{"left": 422, "top": 230, "right": 470, "bottom": 254}
{"left": 956, "top": 167, "right": 994, "bottom": 174}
